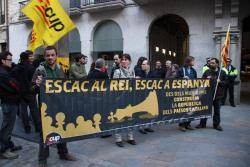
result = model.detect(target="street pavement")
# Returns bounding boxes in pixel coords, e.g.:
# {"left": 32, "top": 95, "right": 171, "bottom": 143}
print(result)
{"left": 0, "top": 103, "right": 250, "bottom": 167}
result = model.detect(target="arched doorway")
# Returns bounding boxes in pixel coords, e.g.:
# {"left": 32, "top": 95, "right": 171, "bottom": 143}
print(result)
{"left": 241, "top": 16, "right": 250, "bottom": 103}
{"left": 93, "top": 20, "right": 123, "bottom": 72}
{"left": 68, "top": 28, "right": 82, "bottom": 62}
{"left": 149, "top": 14, "right": 189, "bottom": 68}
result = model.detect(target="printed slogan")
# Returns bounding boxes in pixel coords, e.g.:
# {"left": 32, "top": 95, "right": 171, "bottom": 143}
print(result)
{"left": 40, "top": 79, "right": 213, "bottom": 145}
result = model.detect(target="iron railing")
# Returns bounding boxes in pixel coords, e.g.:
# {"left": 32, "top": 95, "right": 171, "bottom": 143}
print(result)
{"left": 19, "top": 0, "right": 81, "bottom": 19}
{"left": 70, "top": 0, "right": 81, "bottom": 8}
{"left": 82, "top": 0, "right": 125, "bottom": 6}
{"left": 19, "top": 0, "right": 125, "bottom": 18}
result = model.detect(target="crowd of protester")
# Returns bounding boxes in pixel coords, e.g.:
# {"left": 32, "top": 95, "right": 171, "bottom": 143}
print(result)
{"left": 0, "top": 46, "right": 238, "bottom": 166}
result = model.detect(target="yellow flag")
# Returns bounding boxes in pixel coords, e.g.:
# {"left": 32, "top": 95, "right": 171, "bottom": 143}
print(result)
{"left": 22, "top": 0, "right": 76, "bottom": 48}
{"left": 22, "top": 0, "right": 47, "bottom": 51}
{"left": 57, "top": 57, "right": 69, "bottom": 72}
{"left": 41, "top": 0, "right": 76, "bottom": 45}
{"left": 22, "top": 0, "right": 48, "bottom": 24}
{"left": 28, "top": 25, "right": 44, "bottom": 52}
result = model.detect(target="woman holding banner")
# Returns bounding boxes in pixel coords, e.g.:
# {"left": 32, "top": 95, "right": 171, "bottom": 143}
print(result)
{"left": 113, "top": 54, "right": 137, "bottom": 147}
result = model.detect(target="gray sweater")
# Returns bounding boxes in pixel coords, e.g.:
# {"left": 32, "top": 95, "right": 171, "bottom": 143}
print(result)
{"left": 113, "top": 67, "right": 135, "bottom": 79}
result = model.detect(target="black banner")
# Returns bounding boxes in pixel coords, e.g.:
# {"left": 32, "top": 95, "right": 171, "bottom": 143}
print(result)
{"left": 40, "top": 78, "right": 212, "bottom": 145}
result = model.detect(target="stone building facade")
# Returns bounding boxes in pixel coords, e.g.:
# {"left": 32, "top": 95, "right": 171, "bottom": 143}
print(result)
{"left": 4, "top": 0, "right": 250, "bottom": 103}
{"left": 0, "top": 0, "right": 8, "bottom": 52}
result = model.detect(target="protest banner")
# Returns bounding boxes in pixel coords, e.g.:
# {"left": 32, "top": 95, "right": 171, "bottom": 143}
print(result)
{"left": 39, "top": 78, "right": 212, "bottom": 145}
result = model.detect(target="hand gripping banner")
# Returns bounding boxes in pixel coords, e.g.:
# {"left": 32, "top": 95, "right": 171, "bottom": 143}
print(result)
{"left": 39, "top": 78, "right": 213, "bottom": 145}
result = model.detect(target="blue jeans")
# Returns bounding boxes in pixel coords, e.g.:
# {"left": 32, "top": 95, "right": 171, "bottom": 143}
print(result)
{"left": 0, "top": 103, "right": 18, "bottom": 153}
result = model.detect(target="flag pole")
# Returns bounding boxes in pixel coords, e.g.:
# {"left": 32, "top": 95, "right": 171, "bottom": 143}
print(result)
{"left": 213, "top": 62, "right": 223, "bottom": 100}
{"left": 213, "top": 24, "right": 230, "bottom": 100}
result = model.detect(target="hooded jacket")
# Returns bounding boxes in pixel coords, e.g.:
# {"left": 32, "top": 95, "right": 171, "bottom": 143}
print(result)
{"left": 11, "top": 61, "right": 35, "bottom": 95}
{"left": 0, "top": 66, "right": 20, "bottom": 104}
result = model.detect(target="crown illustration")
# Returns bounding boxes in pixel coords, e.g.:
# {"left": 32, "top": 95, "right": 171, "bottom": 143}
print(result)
{"left": 41, "top": 103, "right": 102, "bottom": 143}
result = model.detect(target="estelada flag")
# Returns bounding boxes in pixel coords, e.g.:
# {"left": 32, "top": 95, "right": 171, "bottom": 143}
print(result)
{"left": 22, "top": 0, "right": 76, "bottom": 50}
{"left": 221, "top": 25, "right": 230, "bottom": 67}
{"left": 28, "top": 23, "right": 44, "bottom": 52}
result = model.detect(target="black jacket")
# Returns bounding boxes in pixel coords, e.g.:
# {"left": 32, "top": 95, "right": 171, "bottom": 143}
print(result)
{"left": 177, "top": 66, "right": 197, "bottom": 79}
{"left": 87, "top": 69, "right": 109, "bottom": 79}
{"left": 203, "top": 68, "right": 227, "bottom": 100}
{"left": 134, "top": 65, "right": 142, "bottom": 77}
{"left": 0, "top": 66, "right": 20, "bottom": 104}
{"left": 135, "top": 69, "right": 154, "bottom": 78}
{"left": 11, "top": 61, "right": 35, "bottom": 95}
{"left": 150, "top": 68, "right": 165, "bottom": 78}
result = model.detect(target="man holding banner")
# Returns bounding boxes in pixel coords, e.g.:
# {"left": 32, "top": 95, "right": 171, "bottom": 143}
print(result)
{"left": 33, "top": 46, "right": 77, "bottom": 167}
{"left": 21, "top": 0, "right": 77, "bottom": 165}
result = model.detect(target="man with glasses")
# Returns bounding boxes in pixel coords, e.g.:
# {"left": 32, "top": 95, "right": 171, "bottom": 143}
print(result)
{"left": 0, "top": 51, "right": 22, "bottom": 159}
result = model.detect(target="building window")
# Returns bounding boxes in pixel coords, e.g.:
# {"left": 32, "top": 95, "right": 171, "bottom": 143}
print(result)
{"left": 0, "top": 0, "right": 5, "bottom": 25}
{"left": 93, "top": 20, "right": 123, "bottom": 72}
{"left": 0, "top": 43, "right": 7, "bottom": 52}
{"left": 68, "top": 28, "right": 82, "bottom": 62}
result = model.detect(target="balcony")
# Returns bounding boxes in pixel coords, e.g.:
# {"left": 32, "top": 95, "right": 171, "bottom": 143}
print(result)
{"left": 133, "top": 0, "right": 160, "bottom": 5}
{"left": 69, "top": 0, "right": 82, "bottom": 15}
{"left": 81, "top": 0, "right": 126, "bottom": 13}
{"left": 19, "top": 0, "right": 83, "bottom": 22}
